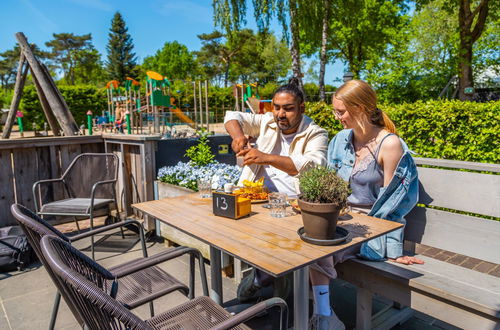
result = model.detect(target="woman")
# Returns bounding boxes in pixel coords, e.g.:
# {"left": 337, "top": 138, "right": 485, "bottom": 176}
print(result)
{"left": 308, "top": 80, "right": 423, "bottom": 330}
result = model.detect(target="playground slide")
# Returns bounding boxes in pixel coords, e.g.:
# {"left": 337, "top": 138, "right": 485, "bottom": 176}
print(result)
{"left": 172, "top": 107, "right": 195, "bottom": 126}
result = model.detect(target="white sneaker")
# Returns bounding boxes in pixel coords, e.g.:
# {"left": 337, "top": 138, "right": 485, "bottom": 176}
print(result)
{"left": 309, "top": 309, "right": 345, "bottom": 330}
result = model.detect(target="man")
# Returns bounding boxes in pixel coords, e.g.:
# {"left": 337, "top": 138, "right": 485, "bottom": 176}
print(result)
{"left": 224, "top": 78, "right": 329, "bottom": 306}
{"left": 225, "top": 79, "right": 328, "bottom": 198}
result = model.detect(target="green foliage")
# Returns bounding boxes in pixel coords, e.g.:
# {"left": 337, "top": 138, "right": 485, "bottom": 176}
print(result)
{"left": 383, "top": 100, "right": 500, "bottom": 163}
{"left": 328, "top": 0, "right": 408, "bottom": 76}
{"left": 299, "top": 166, "right": 350, "bottom": 205}
{"left": 196, "top": 29, "right": 291, "bottom": 86}
{"left": 0, "top": 44, "right": 51, "bottom": 89}
{"left": 307, "top": 99, "right": 500, "bottom": 163}
{"left": 106, "top": 12, "right": 137, "bottom": 81}
{"left": 45, "top": 33, "right": 94, "bottom": 85}
{"left": 304, "top": 101, "right": 343, "bottom": 138}
{"left": 142, "top": 41, "right": 197, "bottom": 80}
{"left": 19, "top": 84, "right": 107, "bottom": 129}
{"left": 184, "top": 132, "right": 216, "bottom": 166}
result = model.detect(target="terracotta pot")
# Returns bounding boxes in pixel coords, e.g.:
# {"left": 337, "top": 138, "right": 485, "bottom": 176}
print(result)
{"left": 297, "top": 198, "right": 341, "bottom": 240}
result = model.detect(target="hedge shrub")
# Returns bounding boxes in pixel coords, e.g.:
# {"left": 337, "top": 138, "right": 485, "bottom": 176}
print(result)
{"left": 20, "top": 85, "right": 107, "bottom": 129}
{"left": 305, "top": 100, "right": 500, "bottom": 163}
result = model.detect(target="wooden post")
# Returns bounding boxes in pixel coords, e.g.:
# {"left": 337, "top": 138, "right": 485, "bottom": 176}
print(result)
{"left": 205, "top": 80, "right": 209, "bottom": 132}
{"left": 31, "top": 68, "right": 61, "bottom": 136}
{"left": 15, "top": 32, "right": 79, "bottom": 136}
{"left": 193, "top": 81, "right": 198, "bottom": 130}
{"left": 2, "top": 54, "right": 28, "bottom": 139}
{"left": 198, "top": 81, "right": 203, "bottom": 130}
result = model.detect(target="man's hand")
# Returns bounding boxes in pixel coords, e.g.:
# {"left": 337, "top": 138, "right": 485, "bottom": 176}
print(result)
{"left": 237, "top": 147, "right": 270, "bottom": 166}
{"left": 389, "top": 256, "right": 425, "bottom": 265}
{"left": 231, "top": 136, "right": 248, "bottom": 153}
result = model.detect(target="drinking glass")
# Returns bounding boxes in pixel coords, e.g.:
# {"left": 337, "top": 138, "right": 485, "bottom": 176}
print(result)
{"left": 268, "top": 192, "right": 287, "bottom": 218}
{"left": 197, "top": 178, "right": 212, "bottom": 198}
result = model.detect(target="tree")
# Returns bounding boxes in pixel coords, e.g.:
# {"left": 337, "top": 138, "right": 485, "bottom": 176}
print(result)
{"left": 213, "top": 0, "right": 306, "bottom": 92}
{"left": 142, "top": 41, "right": 197, "bottom": 80}
{"left": 45, "top": 33, "right": 93, "bottom": 85}
{"left": 106, "top": 12, "right": 137, "bottom": 81}
{"left": 0, "top": 44, "right": 51, "bottom": 89}
{"left": 328, "top": 0, "right": 408, "bottom": 78}
{"left": 196, "top": 30, "right": 254, "bottom": 86}
{"left": 196, "top": 29, "right": 290, "bottom": 86}
{"left": 72, "top": 47, "right": 106, "bottom": 85}
{"left": 366, "top": 0, "right": 458, "bottom": 102}
{"left": 456, "top": 0, "right": 491, "bottom": 100}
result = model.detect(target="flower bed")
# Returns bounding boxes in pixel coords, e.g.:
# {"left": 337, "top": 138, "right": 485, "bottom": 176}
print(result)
{"left": 157, "top": 161, "right": 241, "bottom": 191}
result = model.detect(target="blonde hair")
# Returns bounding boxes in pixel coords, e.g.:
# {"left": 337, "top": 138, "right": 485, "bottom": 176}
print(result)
{"left": 333, "top": 80, "right": 397, "bottom": 134}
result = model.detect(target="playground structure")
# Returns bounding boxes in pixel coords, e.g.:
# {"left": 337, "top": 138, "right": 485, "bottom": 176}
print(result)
{"left": 97, "top": 71, "right": 213, "bottom": 137}
{"left": 233, "top": 82, "right": 273, "bottom": 114}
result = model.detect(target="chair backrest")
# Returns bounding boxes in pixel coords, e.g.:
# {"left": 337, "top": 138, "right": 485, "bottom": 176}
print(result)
{"left": 62, "top": 153, "right": 119, "bottom": 198}
{"left": 41, "top": 235, "right": 151, "bottom": 330}
{"left": 405, "top": 158, "right": 500, "bottom": 264}
{"left": 10, "top": 204, "right": 84, "bottom": 325}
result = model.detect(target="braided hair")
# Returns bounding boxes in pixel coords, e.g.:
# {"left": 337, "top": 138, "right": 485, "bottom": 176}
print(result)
{"left": 273, "top": 77, "right": 305, "bottom": 103}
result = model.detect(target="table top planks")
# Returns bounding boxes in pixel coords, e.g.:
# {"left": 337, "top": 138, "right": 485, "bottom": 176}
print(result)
{"left": 133, "top": 193, "right": 403, "bottom": 277}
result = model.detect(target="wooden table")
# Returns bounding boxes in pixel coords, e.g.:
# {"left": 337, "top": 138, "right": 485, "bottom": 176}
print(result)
{"left": 133, "top": 193, "right": 403, "bottom": 329}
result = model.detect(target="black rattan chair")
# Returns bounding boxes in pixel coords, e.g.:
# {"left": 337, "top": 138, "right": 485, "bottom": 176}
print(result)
{"left": 32, "top": 153, "right": 120, "bottom": 259}
{"left": 11, "top": 204, "right": 208, "bottom": 330}
{"left": 41, "top": 234, "right": 288, "bottom": 330}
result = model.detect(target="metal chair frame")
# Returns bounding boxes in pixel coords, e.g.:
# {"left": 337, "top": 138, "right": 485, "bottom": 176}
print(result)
{"left": 11, "top": 204, "right": 208, "bottom": 330}
{"left": 41, "top": 234, "right": 288, "bottom": 330}
{"left": 32, "top": 153, "right": 121, "bottom": 259}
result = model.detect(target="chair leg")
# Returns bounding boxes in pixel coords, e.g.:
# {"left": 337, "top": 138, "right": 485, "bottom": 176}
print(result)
{"left": 90, "top": 214, "right": 95, "bottom": 260}
{"left": 189, "top": 254, "right": 195, "bottom": 299}
{"left": 48, "top": 292, "right": 61, "bottom": 330}
{"left": 73, "top": 216, "right": 81, "bottom": 233}
{"left": 149, "top": 301, "right": 155, "bottom": 318}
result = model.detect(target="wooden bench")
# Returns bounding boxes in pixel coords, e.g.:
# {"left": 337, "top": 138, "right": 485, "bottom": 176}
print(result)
{"left": 337, "top": 157, "right": 500, "bottom": 329}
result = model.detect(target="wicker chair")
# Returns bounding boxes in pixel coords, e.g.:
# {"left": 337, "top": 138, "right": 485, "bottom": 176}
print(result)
{"left": 11, "top": 204, "right": 208, "bottom": 330}
{"left": 41, "top": 234, "right": 288, "bottom": 330}
{"left": 32, "top": 153, "right": 120, "bottom": 259}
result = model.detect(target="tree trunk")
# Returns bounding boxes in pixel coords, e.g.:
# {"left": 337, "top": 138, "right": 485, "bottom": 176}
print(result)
{"left": 457, "top": 0, "right": 490, "bottom": 101}
{"left": 289, "top": 0, "right": 304, "bottom": 97}
{"left": 319, "top": 0, "right": 330, "bottom": 102}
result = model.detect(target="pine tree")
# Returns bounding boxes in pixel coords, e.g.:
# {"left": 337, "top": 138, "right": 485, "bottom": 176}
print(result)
{"left": 106, "top": 12, "right": 137, "bottom": 81}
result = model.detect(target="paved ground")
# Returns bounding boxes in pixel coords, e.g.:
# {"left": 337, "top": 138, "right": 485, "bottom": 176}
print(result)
{"left": 0, "top": 227, "right": 237, "bottom": 330}
{"left": 0, "top": 219, "right": 459, "bottom": 330}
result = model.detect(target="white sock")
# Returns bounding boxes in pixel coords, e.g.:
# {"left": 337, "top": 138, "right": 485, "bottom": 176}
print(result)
{"left": 312, "top": 285, "right": 331, "bottom": 316}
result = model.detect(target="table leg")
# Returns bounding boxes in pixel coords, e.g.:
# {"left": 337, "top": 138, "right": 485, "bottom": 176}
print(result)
{"left": 209, "top": 246, "right": 223, "bottom": 305}
{"left": 294, "top": 266, "right": 309, "bottom": 330}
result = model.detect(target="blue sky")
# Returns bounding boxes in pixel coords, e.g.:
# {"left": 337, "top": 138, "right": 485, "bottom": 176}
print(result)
{"left": 0, "top": 0, "right": 345, "bottom": 85}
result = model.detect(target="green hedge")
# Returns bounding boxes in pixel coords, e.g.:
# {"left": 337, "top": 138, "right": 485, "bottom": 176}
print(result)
{"left": 305, "top": 100, "right": 500, "bottom": 163}
{"left": 19, "top": 85, "right": 107, "bottom": 130}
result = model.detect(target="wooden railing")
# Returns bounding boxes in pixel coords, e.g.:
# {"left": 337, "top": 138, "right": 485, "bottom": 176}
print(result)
{"left": 0, "top": 134, "right": 160, "bottom": 229}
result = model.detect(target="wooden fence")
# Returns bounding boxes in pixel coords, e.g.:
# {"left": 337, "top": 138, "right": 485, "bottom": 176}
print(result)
{"left": 0, "top": 134, "right": 159, "bottom": 228}
{"left": 0, "top": 136, "right": 104, "bottom": 226}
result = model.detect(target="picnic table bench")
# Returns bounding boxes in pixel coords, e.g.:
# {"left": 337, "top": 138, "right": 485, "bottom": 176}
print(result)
{"left": 337, "top": 157, "right": 500, "bottom": 329}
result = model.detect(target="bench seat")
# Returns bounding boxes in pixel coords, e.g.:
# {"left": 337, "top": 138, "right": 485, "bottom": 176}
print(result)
{"left": 338, "top": 255, "right": 500, "bottom": 329}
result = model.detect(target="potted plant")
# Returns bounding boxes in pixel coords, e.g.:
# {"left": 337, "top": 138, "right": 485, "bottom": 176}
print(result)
{"left": 298, "top": 166, "right": 350, "bottom": 240}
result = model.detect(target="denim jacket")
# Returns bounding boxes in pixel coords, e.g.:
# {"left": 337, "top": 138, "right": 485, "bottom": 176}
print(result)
{"left": 327, "top": 129, "right": 419, "bottom": 260}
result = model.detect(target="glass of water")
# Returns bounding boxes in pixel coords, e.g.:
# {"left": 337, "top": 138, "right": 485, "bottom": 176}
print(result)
{"left": 197, "top": 178, "right": 212, "bottom": 198}
{"left": 268, "top": 192, "right": 287, "bottom": 218}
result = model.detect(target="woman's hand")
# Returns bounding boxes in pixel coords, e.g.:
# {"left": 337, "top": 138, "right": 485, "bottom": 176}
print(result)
{"left": 390, "top": 256, "right": 424, "bottom": 265}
